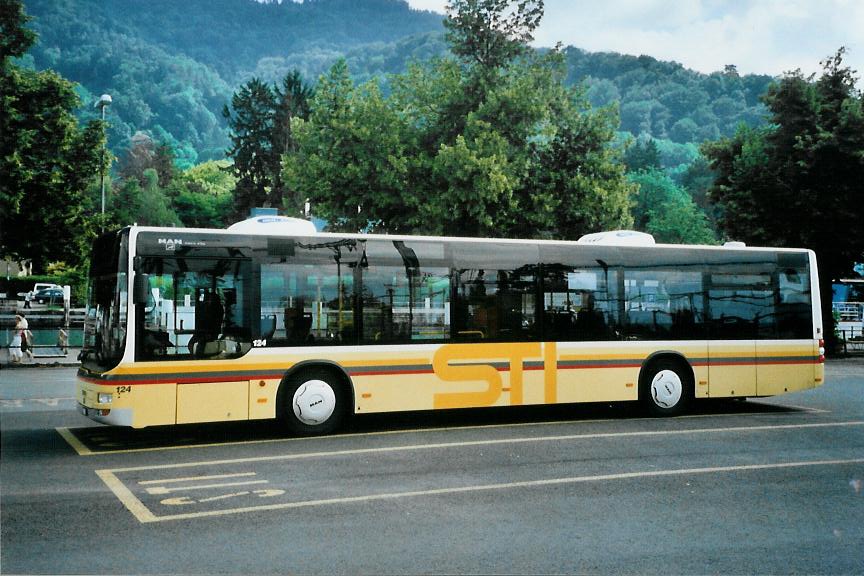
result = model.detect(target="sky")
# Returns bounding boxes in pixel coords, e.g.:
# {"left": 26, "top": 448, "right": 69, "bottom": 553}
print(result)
{"left": 406, "top": 0, "right": 864, "bottom": 80}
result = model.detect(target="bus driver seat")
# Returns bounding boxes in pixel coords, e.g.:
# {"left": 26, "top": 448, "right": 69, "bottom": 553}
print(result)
{"left": 189, "top": 288, "right": 224, "bottom": 356}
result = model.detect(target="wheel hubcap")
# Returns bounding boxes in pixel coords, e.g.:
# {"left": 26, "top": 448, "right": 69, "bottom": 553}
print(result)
{"left": 292, "top": 379, "right": 336, "bottom": 425}
{"left": 651, "top": 369, "right": 682, "bottom": 409}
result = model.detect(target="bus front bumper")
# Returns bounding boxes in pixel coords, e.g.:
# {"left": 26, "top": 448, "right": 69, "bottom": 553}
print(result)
{"left": 78, "top": 403, "right": 134, "bottom": 426}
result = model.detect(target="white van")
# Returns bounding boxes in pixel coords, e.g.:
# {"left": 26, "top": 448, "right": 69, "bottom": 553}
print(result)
{"left": 20, "top": 283, "right": 61, "bottom": 300}
{"left": 32, "top": 283, "right": 60, "bottom": 294}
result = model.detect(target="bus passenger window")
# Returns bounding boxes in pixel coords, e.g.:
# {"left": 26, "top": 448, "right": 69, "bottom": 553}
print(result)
{"left": 623, "top": 269, "right": 703, "bottom": 340}
{"left": 542, "top": 267, "right": 617, "bottom": 341}
{"left": 455, "top": 268, "right": 537, "bottom": 342}
{"left": 777, "top": 267, "right": 812, "bottom": 338}
{"left": 709, "top": 273, "right": 775, "bottom": 339}
{"left": 358, "top": 240, "right": 451, "bottom": 344}
{"left": 260, "top": 238, "right": 358, "bottom": 346}
{"left": 135, "top": 257, "right": 252, "bottom": 360}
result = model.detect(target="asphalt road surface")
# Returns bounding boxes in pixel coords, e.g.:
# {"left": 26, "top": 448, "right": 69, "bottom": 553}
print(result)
{"left": 2, "top": 361, "right": 863, "bottom": 575}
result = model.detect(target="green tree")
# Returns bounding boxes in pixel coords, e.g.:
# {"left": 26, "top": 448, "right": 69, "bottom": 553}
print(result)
{"left": 704, "top": 48, "right": 864, "bottom": 351}
{"left": 174, "top": 160, "right": 235, "bottom": 228}
{"left": 426, "top": 119, "right": 518, "bottom": 236}
{"left": 285, "top": 2, "right": 633, "bottom": 239}
{"left": 0, "top": 0, "right": 105, "bottom": 271}
{"left": 0, "top": 0, "right": 34, "bottom": 63}
{"left": 628, "top": 168, "right": 715, "bottom": 244}
{"left": 223, "top": 77, "right": 278, "bottom": 219}
{"left": 118, "top": 132, "right": 177, "bottom": 187}
{"left": 224, "top": 71, "right": 315, "bottom": 219}
{"left": 284, "top": 61, "right": 410, "bottom": 231}
{"left": 529, "top": 101, "right": 634, "bottom": 238}
{"left": 629, "top": 169, "right": 680, "bottom": 230}
{"left": 677, "top": 154, "right": 716, "bottom": 224}
{"left": 445, "top": 0, "right": 543, "bottom": 70}
{"left": 646, "top": 198, "right": 716, "bottom": 245}
{"left": 111, "top": 169, "right": 181, "bottom": 227}
{"left": 624, "top": 137, "right": 662, "bottom": 172}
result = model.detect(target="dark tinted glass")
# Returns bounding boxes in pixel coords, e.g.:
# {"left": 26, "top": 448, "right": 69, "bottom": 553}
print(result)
{"left": 623, "top": 269, "right": 705, "bottom": 340}
{"left": 541, "top": 264, "right": 618, "bottom": 341}
{"left": 776, "top": 254, "right": 812, "bottom": 339}
{"left": 358, "top": 240, "right": 450, "bottom": 344}
{"left": 451, "top": 242, "right": 539, "bottom": 342}
{"left": 136, "top": 256, "right": 252, "bottom": 360}
{"left": 708, "top": 272, "right": 775, "bottom": 339}
{"left": 259, "top": 238, "right": 358, "bottom": 346}
{"left": 175, "top": 231, "right": 812, "bottom": 347}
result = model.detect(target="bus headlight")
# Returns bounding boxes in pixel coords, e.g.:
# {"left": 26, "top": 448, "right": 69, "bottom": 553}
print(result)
{"left": 98, "top": 392, "right": 113, "bottom": 404}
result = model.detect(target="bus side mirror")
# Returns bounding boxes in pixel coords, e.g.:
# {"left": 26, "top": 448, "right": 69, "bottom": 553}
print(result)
{"left": 133, "top": 273, "right": 150, "bottom": 304}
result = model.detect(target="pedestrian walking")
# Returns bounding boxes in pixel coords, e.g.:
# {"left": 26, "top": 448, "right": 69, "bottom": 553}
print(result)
{"left": 9, "top": 314, "right": 25, "bottom": 363}
{"left": 24, "top": 291, "right": 32, "bottom": 309}
{"left": 18, "top": 313, "right": 33, "bottom": 360}
{"left": 58, "top": 327, "right": 68, "bottom": 354}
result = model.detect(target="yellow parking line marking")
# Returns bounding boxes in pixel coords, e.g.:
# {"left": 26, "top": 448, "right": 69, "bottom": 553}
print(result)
{"left": 145, "top": 480, "right": 268, "bottom": 495}
{"left": 95, "top": 470, "right": 157, "bottom": 524}
{"left": 64, "top": 402, "right": 833, "bottom": 456}
{"left": 95, "top": 422, "right": 864, "bottom": 523}
{"left": 111, "top": 457, "right": 864, "bottom": 523}
{"left": 103, "top": 420, "right": 864, "bottom": 473}
{"left": 56, "top": 427, "right": 92, "bottom": 455}
{"left": 199, "top": 491, "right": 251, "bottom": 503}
{"left": 138, "top": 472, "right": 256, "bottom": 485}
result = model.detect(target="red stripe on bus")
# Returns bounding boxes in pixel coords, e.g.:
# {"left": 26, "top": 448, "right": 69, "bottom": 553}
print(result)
{"left": 559, "top": 363, "right": 644, "bottom": 370}
{"left": 78, "top": 356, "right": 819, "bottom": 386}
{"left": 349, "top": 369, "right": 434, "bottom": 377}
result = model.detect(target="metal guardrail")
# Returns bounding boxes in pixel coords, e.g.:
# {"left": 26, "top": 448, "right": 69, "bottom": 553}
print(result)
{"left": 833, "top": 302, "right": 864, "bottom": 322}
{"left": 1, "top": 323, "right": 85, "bottom": 351}
{"left": 839, "top": 327, "right": 864, "bottom": 356}
{"left": 4, "top": 323, "right": 863, "bottom": 357}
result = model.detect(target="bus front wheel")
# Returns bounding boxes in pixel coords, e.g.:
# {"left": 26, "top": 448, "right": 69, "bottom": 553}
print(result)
{"left": 280, "top": 368, "right": 348, "bottom": 435}
{"left": 640, "top": 358, "right": 692, "bottom": 417}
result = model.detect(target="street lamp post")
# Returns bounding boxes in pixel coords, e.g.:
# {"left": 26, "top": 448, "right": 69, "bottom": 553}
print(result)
{"left": 95, "top": 94, "right": 112, "bottom": 222}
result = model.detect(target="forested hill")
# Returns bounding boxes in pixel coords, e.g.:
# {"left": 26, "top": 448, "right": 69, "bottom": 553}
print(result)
{"left": 21, "top": 0, "right": 774, "bottom": 165}
{"left": 566, "top": 48, "right": 773, "bottom": 144}
{"left": 26, "top": 0, "right": 443, "bottom": 81}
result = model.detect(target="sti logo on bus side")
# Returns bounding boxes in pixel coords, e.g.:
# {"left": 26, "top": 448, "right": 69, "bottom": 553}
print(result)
{"left": 432, "top": 342, "right": 558, "bottom": 409}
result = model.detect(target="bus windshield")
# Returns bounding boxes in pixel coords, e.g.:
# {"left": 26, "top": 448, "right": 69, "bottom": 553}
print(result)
{"left": 80, "top": 230, "right": 129, "bottom": 373}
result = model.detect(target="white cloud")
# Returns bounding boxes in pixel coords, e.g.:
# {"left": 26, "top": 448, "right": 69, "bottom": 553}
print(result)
{"left": 406, "top": 0, "right": 864, "bottom": 79}
{"left": 405, "top": 0, "right": 447, "bottom": 13}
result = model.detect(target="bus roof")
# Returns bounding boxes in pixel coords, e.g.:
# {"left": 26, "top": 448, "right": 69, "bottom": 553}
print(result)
{"left": 124, "top": 224, "right": 813, "bottom": 254}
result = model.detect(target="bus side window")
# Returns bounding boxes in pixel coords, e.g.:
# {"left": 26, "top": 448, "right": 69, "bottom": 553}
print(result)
{"left": 453, "top": 268, "right": 537, "bottom": 342}
{"left": 623, "top": 269, "right": 704, "bottom": 340}
{"left": 354, "top": 239, "right": 452, "bottom": 345}
{"left": 136, "top": 257, "right": 252, "bottom": 360}
{"left": 777, "top": 266, "right": 811, "bottom": 338}
{"left": 709, "top": 272, "right": 776, "bottom": 339}
{"left": 260, "top": 239, "right": 358, "bottom": 346}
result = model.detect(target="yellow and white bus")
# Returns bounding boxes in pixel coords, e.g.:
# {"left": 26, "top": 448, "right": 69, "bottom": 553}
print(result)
{"left": 77, "top": 220, "right": 825, "bottom": 434}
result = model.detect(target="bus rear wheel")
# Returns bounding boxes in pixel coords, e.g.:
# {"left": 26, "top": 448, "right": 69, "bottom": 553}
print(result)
{"left": 281, "top": 368, "right": 348, "bottom": 435}
{"left": 640, "top": 358, "right": 692, "bottom": 417}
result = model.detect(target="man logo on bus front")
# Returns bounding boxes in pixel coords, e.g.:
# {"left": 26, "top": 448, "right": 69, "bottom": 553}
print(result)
{"left": 158, "top": 238, "right": 183, "bottom": 251}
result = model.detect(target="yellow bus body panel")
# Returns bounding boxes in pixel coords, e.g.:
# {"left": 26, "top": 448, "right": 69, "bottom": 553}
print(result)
{"left": 77, "top": 339, "right": 822, "bottom": 428}
{"left": 708, "top": 341, "right": 757, "bottom": 398}
{"left": 249, "top": 378, "right": 281, "bottom": 420}
{"left": 176, "top": 381, "right": 248, "bottom": 424}
{"left": 756, "top": 340, "right": 819, "bottom": 396}
{"left": 78, "top": 378, "right": 176, "bottom": 428}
